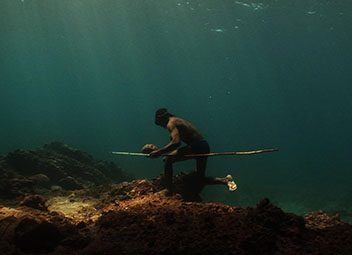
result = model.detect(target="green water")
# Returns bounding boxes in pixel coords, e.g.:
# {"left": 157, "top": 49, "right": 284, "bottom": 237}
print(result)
{"left": 1, "top": 0, "right": 351, "bottom": 219}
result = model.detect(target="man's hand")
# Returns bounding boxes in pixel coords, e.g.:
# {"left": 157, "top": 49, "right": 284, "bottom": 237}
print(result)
{"left": 148, "top": 150, "right": 161, "bottom": 159}
{"left": 141, "top": 144, "right": 159, "bottom": 154}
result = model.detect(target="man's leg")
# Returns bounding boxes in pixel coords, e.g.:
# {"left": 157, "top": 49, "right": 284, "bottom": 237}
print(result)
{"left": 163, "top": 146, "right": 193, "bottom": 195}
{"left": 196, "top": 157, "right": 207, "bottom": 178}
{"left": 203, "top": 175, "right": 237, "bottom": 191}
{"left": 164, "top": 156, "right": 175, "bottom": 195}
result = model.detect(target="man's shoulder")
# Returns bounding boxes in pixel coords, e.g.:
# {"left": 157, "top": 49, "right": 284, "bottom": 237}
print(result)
{"left": 169, "top": 117, "right": 187, "bottom": 125}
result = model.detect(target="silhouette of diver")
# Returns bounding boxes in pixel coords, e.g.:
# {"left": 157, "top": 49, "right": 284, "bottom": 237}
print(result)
{"left": 146, "top": 108, "right": 237, "bottom": 196}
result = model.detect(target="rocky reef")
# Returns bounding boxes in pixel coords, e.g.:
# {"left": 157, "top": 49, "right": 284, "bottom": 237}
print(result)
{"left": 0, "top": 142, "right": 131, "bottom": 199}
{"left": 0, "top": 143, "right": 351, "bottom": 254}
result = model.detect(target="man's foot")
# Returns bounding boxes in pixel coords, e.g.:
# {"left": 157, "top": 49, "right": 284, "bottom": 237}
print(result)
{"left": 225, "top": 174, "right": 237, "bottom": 192}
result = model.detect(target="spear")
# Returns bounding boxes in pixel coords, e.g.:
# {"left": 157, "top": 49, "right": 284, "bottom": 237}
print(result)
{"left": 111, "top": 148, "right": 278, "bottom": 158}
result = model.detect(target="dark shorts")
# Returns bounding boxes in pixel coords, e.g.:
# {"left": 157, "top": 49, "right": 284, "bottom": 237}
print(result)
{"left": 189, "top": 140, "right": 210, "bottom": 154}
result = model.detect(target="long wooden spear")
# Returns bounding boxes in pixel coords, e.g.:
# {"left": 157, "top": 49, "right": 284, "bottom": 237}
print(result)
{"left": 111, "top": 148, "right": 278, "bottom": 158}
{"left": 185, "top": 148, "right": 278, "bottom": 157}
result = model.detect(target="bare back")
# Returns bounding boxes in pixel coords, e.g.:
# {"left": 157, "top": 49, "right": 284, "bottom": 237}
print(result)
{"left": 168, "top": 117, "right": 204, "bottom": 145}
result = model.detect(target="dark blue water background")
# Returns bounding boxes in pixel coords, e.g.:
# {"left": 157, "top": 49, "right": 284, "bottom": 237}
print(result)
{"left": 1, "top": 0, "right": 351, "bottom": 219}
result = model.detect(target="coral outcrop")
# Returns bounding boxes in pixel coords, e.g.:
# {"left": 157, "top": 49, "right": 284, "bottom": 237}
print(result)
{"left": 0, "top": 142, "right": 130, "bottom": 198}
{"left": 0, "top": 144, "right": 351, "bottom": 254}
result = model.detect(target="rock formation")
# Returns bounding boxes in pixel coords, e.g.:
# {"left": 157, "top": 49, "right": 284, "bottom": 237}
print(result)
{"left": 0, "top": 143, "right": 351, "bottom": 254}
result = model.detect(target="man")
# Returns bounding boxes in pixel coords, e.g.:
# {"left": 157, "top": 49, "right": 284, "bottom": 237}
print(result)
{"left": 148, "top": 108, "right": 236, "bottom": 196}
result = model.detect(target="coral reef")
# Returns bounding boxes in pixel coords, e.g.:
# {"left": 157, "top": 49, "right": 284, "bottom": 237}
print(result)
{"left": 1, "top": 180, "right": 352, "bottom": 254}
{"left": 0, "top": 142, "right": 131, "bottom": 199}
{"left": 0, "top": 143, "right": 351, "bottom": 254}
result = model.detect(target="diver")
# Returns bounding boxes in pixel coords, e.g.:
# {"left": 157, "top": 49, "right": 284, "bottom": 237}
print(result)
{"left": 148, "top": 108, "right": 237, "bottom": 196}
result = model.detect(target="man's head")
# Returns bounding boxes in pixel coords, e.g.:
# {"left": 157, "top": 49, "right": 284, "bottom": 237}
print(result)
{"left": 155, "top": 108, "right": 173, "bottom": 127}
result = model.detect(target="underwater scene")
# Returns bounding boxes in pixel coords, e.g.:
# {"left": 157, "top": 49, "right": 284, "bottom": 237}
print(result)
{"left": 1, "top": 0, "right": 352, "bottom": 254}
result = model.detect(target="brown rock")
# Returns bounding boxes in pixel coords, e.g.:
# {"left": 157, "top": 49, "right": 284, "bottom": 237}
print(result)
{"left": 20, "top": 194, "right": 47, "bottom": 211}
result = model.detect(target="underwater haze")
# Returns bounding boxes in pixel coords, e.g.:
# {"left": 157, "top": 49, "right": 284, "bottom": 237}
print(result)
{"left": 1, "top": 0, "right": 352, "bottom": 219}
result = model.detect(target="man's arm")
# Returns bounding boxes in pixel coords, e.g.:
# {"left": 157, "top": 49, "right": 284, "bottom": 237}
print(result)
{"left": 149, "top": 125, "right": 181, "bottom": 157}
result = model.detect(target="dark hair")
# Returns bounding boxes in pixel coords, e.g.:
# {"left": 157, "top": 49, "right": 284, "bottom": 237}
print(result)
{"left": 155, "top": 108, "right": 174, "bottom": 125}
